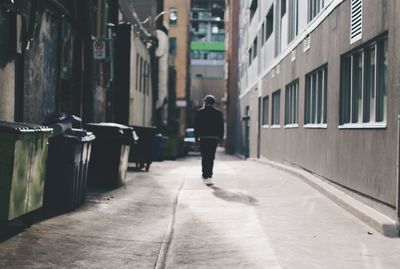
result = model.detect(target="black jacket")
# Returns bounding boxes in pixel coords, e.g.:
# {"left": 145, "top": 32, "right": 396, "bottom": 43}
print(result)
{"left": 194, "top": 105, "right": 224, "bottom": 141}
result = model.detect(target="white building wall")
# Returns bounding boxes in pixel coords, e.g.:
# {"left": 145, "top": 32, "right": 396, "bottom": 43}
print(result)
{"left": 239, "top": 0, "right": 344, "bottom": 98}
{"left": 130, "top": 34, "right": 153, "bottom": 127}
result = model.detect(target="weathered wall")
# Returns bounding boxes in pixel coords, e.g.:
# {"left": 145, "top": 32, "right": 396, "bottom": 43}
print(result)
{"left": 257, "top": 0, "right": 397, "bottom": 215}
{"left": 23, "top": 9, "right": 60, "bottom": 123}
{"left": 163, "top": 0, "right": 190, "bottom": 100}
{"left": 0, "top": 11, "right": 15, "bottom": 121}
{"left": 239, "top": 87, "right": 259, "bottom": 158}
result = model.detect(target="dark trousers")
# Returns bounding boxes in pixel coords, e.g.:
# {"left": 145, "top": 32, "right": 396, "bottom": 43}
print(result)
{"left": 199, "top": 138, "right": 218, "bottom": 178}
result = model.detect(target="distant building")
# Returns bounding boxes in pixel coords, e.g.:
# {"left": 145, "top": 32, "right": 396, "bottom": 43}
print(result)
{"left": 164, "top": 0, "right": 191, "bottom": 135}
{"left": 233, "top": 0, "right": 399, "bottom": 224}
{"left": 189, "top": 0, "right": 226, "bottom": 126}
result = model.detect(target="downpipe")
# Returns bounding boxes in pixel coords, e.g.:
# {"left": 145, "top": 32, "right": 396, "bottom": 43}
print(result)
{"left": 397, "top": 115, "right": 400, "bottom": 235}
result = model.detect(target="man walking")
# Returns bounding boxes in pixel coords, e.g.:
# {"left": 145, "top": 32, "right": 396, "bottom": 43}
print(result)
{"left": 194, "top": 95, "right": 224, "bottom": 186}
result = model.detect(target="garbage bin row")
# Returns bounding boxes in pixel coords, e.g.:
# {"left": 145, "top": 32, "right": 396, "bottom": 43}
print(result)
{"left": 0, "top": 121, "right": 52, "bottom": 223}
{"left": 0, "top": 119, "right": 186, "bottom": 224}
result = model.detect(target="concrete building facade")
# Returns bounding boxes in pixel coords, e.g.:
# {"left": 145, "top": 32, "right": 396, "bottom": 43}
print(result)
{"left": 0, "top": 0, "right": 158, "bottom": 128}
{"left": 163, "top": 0, "right": 191, "bottom": 135}
{"left": 235, "top": 0, "right": 400, "bottom": 223}
{"left": 189, "top": 0, "right": 226, "bottom": 126}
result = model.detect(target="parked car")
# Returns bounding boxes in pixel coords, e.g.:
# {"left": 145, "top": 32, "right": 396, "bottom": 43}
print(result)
{"left": 184, "top": 128, "right": 200, "bottom": 153}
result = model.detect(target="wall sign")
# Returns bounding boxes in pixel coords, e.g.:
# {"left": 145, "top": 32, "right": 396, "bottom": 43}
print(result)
{"left": 93, "top": 40, "right": 106, "bottom": 60}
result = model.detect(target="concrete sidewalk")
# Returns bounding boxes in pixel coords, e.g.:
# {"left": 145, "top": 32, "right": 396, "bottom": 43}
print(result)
{"left": 1, "top": 150, "right": 400, "bottom": 268}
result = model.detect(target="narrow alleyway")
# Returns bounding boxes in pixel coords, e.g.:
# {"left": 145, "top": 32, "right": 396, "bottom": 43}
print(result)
{"left": 1, "top": 150, "right": 400, "bottom": 269}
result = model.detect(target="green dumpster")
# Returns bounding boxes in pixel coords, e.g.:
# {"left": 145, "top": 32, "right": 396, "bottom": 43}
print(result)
{"left": 0, "top": 121, "right": 52, "bottom": 222}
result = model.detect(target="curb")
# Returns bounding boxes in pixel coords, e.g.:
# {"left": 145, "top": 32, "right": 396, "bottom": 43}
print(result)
{"left": 252, "top": 158, "right": 399, "bottom": 237}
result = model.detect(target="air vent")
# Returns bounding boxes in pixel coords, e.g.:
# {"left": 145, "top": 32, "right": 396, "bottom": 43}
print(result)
{"left": 350, "top": 0, "right": 363, "bottom": 44}
{"left": 291, "top": 50, "right": 296, "bottom": 62}
{"left": 303, "top": 35, "right": 311, "bottom": 52}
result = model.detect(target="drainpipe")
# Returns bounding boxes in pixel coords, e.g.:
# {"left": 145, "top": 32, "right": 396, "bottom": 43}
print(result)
{"left": 397, "top": 115, "right": 400, "bottom": 234}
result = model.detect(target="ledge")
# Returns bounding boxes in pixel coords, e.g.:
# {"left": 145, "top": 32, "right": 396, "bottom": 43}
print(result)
{"left": 338, "top": 122, "right": 387, "bottom": 129}
{"left": 284, "top": 124, "right": 299, "bottom": 129}
{"left": 304, "top": 124, "right": 327, "bottom": 129}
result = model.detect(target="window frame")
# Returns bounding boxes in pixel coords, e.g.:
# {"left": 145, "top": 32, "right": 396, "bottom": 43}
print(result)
{"left": 281, "top": 0, "right": 287, "bottom": 18}
{"left": 265, "top": 5, "right": 274, "bottom": 42}
{"left": 339, "top": 34, "right": 388, "bottom": 129}
{"left": 253, "top": 37, "right": 258, "bottom": 59}
{"left": 250, "top": 0, "right": 258, "bottom": 21}
{"left": 304, "top": 64, "right": 328, "bottom": 128}
{"left": 308, "top": 0, "right": 325, "bottom": 23}
{"left": 271, "top": 89, "right": 281, "bottom": 127}
{"left": 288, "top": 0, "right": 299, "bottom": 43}
{"left": 285, "top": 79, "right": 299, "bottom": 128}
{"left": 139, "top": 56, "right": 143, "bottom": 92}
{"left": 262, "top": 95, "right": 270, "bottom": 127}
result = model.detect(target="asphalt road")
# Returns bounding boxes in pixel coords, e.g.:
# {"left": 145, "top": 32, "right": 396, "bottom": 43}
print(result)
{"left": 1, "top": 150, "right": 400, "bottom": 268}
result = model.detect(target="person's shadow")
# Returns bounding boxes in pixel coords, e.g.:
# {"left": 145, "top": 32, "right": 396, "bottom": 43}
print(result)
{"left": 209, "top": 186, "right": 258, "bottom": 206}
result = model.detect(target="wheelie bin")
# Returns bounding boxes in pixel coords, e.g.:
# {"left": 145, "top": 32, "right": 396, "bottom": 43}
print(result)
{"left": 0, "top": 121, "right": 52, "bottom": 224}
{"left": 44, "top": 128, "right": 95, "bottom": 212}
{"left": 162, "top": 136, "right": 178, "bottom": 160}
{"left": 129, "top": 126, "right": 156, "bottom": 171}
{"left": 152, "top": 133, "right": 163, "bottom": 161}
{"left": 86, "top": 123, "right": 134, "bottom": 188}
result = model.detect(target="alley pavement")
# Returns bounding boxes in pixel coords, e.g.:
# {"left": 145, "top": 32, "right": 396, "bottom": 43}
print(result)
{"left": 1, "top": 150, "right": 400, "bottom": 268}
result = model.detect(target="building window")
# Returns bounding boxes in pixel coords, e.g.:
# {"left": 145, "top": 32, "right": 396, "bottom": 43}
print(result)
{"left": 261, "top": 23, "right": 265, "bottom": 46}
{"left": 192, "top": 51, "right": 224, "bottom": 60}
{"left": 169, "top": 38, "right": 177, "bottom": 56}
{"left": 136, "top": 54, "right": 139, "bottom": 91}
{"left": 272, "top": 90, "right": 281, "bottom": 126}
{"left": 288, "top": 0, "right": 298, "bottom": 42}
{"left": 262, "top": 96, "right": 269, "bottom": 126}
{"left": 281, "top": 0, "right": 287, "bottom": 17}
{"left": 144, "top": 62, "right": 150, "bottom": 95}
{"left": 253, "top": 37, "right": 258, "bottom": 59}
{"left": 285, "top": 80, "right": 299, "bottom": 126}
{"left": 250, "top": 0, "right": 258, "bottom": 21}
{"left": 308, "top": 0, "right": 325, "bottom": 22}
{"left": 139, "top": 56, "right": 143, "bottom": 92}
{"left": 265, "top": 5, "right": 274, "bottom": 41}
{"left": 305, "top": 65, "right": 327, "bottom": 126}
{"left": 169, "top": 8, "right": 178, "bottom": 25}
{"left": 340, "top": 35, "right": 387, "bottom": 127}
{"left": 249, "top": 48, "right": 252, "bottom": 66}
{"left": 147, "top": 63, "right": 150, "bottom": 95}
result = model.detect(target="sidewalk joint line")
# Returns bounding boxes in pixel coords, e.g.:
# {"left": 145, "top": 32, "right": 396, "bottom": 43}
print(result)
{"left": 154, "top": 167, "right": 189, "bottom": 269}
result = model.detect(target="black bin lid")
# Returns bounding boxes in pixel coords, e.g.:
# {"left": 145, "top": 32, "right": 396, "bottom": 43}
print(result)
{"left": 0, "top": 121, "right": 53, "bottom": 134}
{"left": 85, "top": 122, "right": 134, "bottom": 141}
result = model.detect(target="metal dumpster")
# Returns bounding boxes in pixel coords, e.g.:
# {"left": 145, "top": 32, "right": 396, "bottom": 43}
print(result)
{"left": 0, "top": 121, "right": 52, "bottom": 223}
{"left": 86, "top": 123, "right": 134, "bottom": 188}
{"left": 44, "top": 129, "right": 95, "bottom": 212}
{"left": 129, "top": 126, "right": 156, "bottom": 171}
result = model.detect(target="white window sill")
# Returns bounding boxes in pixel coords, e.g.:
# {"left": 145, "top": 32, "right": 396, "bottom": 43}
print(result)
{"left": 284, "top": 124, "right": 299, "bottom": 129}
{"left": 261, "top": 125, "right": 270, "bottom": 129}
{"left": 338, "top": 122, "right": 387, "bottom": 129}
{"left": 304, "top": 124, "right": 327, "bottom": 129}
{"left": 270, "top": 125, "right": 281, "bottom": 129}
